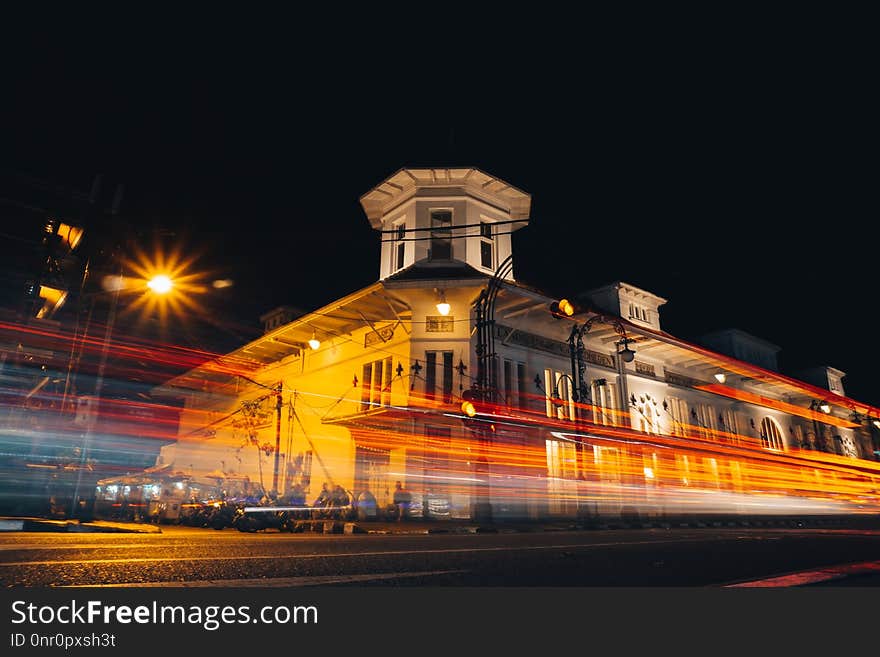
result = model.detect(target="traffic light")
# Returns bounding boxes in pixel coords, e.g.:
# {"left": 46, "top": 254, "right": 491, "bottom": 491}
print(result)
{"left": 549, "top": 298, "right": 575, "bottom": 318}
{"left": 460, "top": 389, "right": 484, "bottom": 433}
{"left": 461, "top": 388, "right": 478, "bottom": 418}
{"left": 43, "top": 218, "right": 84, "bottom": 254}
{"left": 461, "top": 398, "right": 477, "bottom": 418}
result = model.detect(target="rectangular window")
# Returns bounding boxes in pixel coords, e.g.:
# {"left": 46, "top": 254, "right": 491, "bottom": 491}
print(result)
{"left": 395, "top": 224, "right": 406, "bottom": 271}
{"left": 596, "top": 445, "right": 622, "bottom": 484}
{"left": 354, "top": 446, "right": 390, "bottom": 508}
{"left": 371, "top": 359, "right": 383, "bottom": 407}
{"left": 793, "top": 424, "right": 804, "bottom": 448}
{"left": 383, "top": 358, "right": 393, "bottom": 406}
{"left": 480, "top": 241, "right": 493, "bottom": 269}
{"left": 361, "top": 357, "right": 393, "bottom": 410}
{"left": 697, "top": 404, "right": 716, "bottom": 440}
{"left": 479, "top": 221, "right": 494, "bottom": 269}
{"left": 430, "top": 210, "right": 452, "bottom": 261}
{"left": 722, "top": 409, "right": 739, "bottom": 443}
{"left": 628, "top": 302, "right": 649, "bottom": 322}
{"left": 517, "top": 362, "right": 527, "bottom": 409}
{"left": 667, "top": 397, "right": 688, "bottom": 436}
{"left": 546, "top": 439, "right": 579, "bottom": 515}
{"left": 592, "top": 380, "right": 618, "bottom": 426}
{"left": 424, "top": 350, "right": 454, "bottom": 403}
{"left": 361, "top": 362, "right": 373, "bottom": 410}
{"left": 544, "top": 368, "right": 575, "bottom": 420}
{"left": 425, "top": 352, "right": 437, "bottom": 400}
{"left": 502, "top": 359, "right": 528, "bottom": 408}
{"left": 442, "top": 351, "right": 453, "bottom": 403}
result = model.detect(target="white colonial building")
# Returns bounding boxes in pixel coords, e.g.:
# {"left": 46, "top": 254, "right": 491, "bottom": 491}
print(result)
{"left": 149, "top": 168, "right": 880, "bottom": 522}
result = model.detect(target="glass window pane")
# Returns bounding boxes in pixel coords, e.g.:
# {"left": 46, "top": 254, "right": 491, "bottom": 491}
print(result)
{"left": 480, "top": 240, "right": 492, "bottom": 268}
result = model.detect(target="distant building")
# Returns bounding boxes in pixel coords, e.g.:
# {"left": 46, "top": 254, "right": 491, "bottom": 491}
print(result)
{"left": 151, "top": 168, "right": 880, "bottom": 520}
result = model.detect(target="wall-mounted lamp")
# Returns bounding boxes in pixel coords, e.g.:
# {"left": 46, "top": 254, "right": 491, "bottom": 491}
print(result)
{"left": 308, "top": 331, "right": 321, "bottom": 350}
{"left": 714, "top": 373, "right": 726, "bottom": 384}
{"left": 617, "top": 337, "right": 636, "bottom": 363}
{"left": 435, "top": 289, "right": 451, "bottom": 316}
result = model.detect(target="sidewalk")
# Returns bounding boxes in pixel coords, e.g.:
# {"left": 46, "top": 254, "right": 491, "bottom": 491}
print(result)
{"left": 0, "top": 515, "right": 573, "bottom": 535}
{"left": 2, "top": 513, "right": 877, "bottom": 535}
{"left": 0, "top": 516, "right": 161, "bottom": 534}
{"left": 257, "top": 517, "right": 595, "bottom": 535}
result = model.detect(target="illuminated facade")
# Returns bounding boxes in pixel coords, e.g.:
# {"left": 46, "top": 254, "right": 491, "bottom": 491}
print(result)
{"left": 152, "top": 168, "right": 880, "bottom": 520}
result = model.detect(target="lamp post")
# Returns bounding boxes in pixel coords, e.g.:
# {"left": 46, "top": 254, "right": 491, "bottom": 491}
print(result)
{"left": 467, "top": 255, "right": 514, "bottom": 523}
{"left": 550, "top": 299, "right": 637, "bottom": 422}
{"left": 809, "top": 399, "right": 831, "bottom": 453}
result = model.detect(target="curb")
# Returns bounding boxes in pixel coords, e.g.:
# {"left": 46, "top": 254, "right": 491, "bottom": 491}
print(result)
{"left": 0, "top": 518, "right": 161, "bottom": 534}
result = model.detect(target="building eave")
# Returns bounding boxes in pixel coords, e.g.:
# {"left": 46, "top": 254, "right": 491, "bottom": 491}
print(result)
{"left": 360, "top": 167, "right": 532, "bottom": 228}
{"left": 154, "top": 281, "right": 412, "bottom": 394}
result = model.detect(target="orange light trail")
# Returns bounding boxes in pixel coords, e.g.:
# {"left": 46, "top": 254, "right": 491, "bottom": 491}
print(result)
{"left": 695, "top": 383, "right": 860, "bottom": 428}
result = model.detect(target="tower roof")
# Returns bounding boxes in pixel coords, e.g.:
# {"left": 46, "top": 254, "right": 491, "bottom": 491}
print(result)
{"left": 359, "top": 167, "right": 532, "bottom": 228}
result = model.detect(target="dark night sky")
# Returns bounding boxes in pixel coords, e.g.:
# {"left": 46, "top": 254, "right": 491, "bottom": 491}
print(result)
{"left": 2, "top": 24, "right": 876, "bottom": 403}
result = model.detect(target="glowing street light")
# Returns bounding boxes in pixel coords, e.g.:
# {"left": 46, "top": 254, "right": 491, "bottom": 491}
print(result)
{"left": 121, "top": 242, "right": 214, "bottom": 333}
{"left": 147, "top": 274, "right": 173, "bottom": 294}
{"left": 308, "top": 331, "right": 321, "bottom": 350}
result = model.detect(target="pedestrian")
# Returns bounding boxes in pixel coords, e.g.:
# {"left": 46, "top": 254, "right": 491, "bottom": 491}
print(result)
{"left": 330, "top": 485, "right": 351, "bottom": 519}
{"left": 392, "top": 481, "right": 411, "bottom": 521}
{"left": 312, "top": 483, "right": 331, "bottom": 518}
{"left": 356, "top": 489, "right": 377, "bottom": 521}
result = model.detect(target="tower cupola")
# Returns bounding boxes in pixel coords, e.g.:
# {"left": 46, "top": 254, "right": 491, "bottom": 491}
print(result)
{"left": 360, "top": 167, "right": 531, "bottom": 281}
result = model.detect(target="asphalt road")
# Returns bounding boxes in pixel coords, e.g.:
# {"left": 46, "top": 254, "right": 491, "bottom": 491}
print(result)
{"left": 3, "top": 525, "right": 880, "bottom": 587}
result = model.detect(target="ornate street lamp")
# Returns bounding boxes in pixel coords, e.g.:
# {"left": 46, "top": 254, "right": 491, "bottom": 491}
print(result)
{"left": 550, "top": 300, "right": 638, "bottom": 410}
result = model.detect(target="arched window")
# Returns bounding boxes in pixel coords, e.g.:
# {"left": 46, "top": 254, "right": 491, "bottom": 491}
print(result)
{"left": 760, "top": 417, "right": 785, "bottom": 451}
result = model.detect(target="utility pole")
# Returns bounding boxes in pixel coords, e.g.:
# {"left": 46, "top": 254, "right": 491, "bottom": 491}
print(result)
{"left": 272, "top": 382, "right": 282, "bottom": 494}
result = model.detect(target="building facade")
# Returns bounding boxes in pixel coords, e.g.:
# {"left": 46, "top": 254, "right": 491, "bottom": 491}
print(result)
{"left": 152, "top": 168, "right": 880, "bottom": 521}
